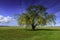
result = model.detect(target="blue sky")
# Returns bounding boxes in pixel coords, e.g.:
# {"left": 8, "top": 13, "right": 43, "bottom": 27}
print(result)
{"left": 0, "top": 0, "right": 60, "bottom": 26}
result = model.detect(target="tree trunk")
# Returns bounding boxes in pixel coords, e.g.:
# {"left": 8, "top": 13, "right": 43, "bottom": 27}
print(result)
{"left": 31, "top": 24, "right": 36, "bottom": 30}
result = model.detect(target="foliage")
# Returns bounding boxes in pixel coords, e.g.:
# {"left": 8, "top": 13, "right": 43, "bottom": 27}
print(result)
{"left": 18, "top": 5, "right": 56, "bottom": 30}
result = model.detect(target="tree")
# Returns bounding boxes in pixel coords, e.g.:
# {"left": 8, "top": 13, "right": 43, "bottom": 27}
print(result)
{"left": 18, "top": 5, "right": 56, "bottom": 30}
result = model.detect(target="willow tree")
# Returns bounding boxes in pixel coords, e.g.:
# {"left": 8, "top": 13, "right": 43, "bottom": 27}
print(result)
{"left": 18, "top": 5, "right": 56, "bottom": 30}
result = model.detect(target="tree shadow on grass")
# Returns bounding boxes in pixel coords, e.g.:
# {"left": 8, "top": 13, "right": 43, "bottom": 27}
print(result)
{"left": 36, "top": 29, "right": 60, "bottom": 31}
{"left": 26, "top": 29, "right": 60, "bottom": 31}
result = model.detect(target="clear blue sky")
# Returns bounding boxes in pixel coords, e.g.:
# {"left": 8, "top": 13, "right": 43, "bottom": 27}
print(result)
{"left": 0, "top": 0, "right": 60, "bottom": 26}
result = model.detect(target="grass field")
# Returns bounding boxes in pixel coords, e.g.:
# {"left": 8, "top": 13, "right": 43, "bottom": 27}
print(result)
{"left": 0, "top": 27, "right": 60, "bottom": 40}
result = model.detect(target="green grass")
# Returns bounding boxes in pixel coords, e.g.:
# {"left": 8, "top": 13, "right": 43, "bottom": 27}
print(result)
{"left": 0, "top": 27, "right": 60, "bottom": 40}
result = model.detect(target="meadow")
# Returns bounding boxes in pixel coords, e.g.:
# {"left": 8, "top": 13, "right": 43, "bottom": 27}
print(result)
{"left": 0, "top": 26, "right": 60, "bottom": 40}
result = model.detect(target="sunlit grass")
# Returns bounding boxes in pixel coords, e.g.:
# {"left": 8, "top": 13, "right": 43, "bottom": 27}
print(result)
{"left": 0, "top": 26, "right": 60, "bottom": 40}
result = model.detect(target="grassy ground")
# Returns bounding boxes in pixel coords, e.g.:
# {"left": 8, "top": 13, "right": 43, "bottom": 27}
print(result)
{"left": 0, "top": 27, "right": 60, "bottom": 40}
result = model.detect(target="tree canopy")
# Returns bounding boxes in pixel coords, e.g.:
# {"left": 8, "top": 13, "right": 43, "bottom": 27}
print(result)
{"left": 18, "top": 5, "right": 56, "bottom": 30}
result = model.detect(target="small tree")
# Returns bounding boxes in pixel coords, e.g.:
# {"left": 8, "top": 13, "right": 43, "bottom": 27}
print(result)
{"left": 18, "top": 5, "right": 56, "bottom": 30}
